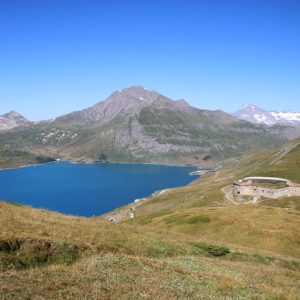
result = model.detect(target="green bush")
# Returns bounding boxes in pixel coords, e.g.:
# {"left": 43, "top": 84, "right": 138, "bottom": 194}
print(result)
{"left": 187, "top": 215, "right": 211, "bottom": 224}
{"left": 0, "top": 239, "right": 80, "bottom": 270}
{"left": 193, "top": 242, "right": 230, "bottom": 256}
{"left": 164, "top": 214, "right": 211, "bottom": 225}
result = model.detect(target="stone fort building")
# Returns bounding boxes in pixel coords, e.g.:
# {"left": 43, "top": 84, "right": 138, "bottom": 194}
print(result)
{"left": 232, "top": 177, "right": 300, "bottom": 199}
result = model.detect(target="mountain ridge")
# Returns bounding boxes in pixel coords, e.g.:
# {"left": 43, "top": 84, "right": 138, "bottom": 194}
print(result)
{"left": 55, "top": 86, "right": 199, "bottom": 127}
{"left": 0, "top": 87, "right": 297, "bottom": 164}
{"left": 234, "top": 104, "right": 300, "bottom": 126}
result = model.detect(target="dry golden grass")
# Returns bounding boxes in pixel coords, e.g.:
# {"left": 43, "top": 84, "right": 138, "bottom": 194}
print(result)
{"left": 1, "top": 139, "right": 300, "bottom": 298}
{"left": 1, "top": 201, "right": 300, "bottom": 299}
{"left": 138, "top": 205, "right": 300, "bottom": 258}
{"left": 1, "top": 253, "right": 299, "bottom": 299}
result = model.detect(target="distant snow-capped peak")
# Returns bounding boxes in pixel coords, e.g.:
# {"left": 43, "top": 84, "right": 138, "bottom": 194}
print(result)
{"left": 233, "top": 104, "right": 300, "bottom": 126}
{"left": 233, "top": 104, "right": 277, "bottom": 126}
{"left": 242, "top": 104, "right": 259, "bottom": 111}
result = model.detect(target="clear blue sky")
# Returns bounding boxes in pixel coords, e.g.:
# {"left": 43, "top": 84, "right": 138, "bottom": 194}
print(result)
{"left": 0, "top": 0, "right": 299, "bottom": 120}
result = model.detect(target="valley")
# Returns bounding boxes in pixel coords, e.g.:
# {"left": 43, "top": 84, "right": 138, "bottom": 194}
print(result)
{"left": 2, "top": 1, "right": 299, "bottom": 298}
{"left": 0, "top": 135, "right": 299, "bottom": 299}
{"left": 1, "top": 88, "right": 300, "bottom": 299}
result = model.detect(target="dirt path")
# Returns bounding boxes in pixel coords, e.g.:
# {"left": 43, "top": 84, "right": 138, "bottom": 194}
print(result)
{"left": 214, "top": 171, "right": 219, "bottom": 180}
{"left": 270, "top": 143, "right": 298, "bottom": 166}
{"left": 221, "top": 185, "right": 238, "bottom": 205}
{"left": 106, "top": 189, "right": 170, "bottom": 222}
{"left": 106, "top": 199, "right": 145, "bottom": 223}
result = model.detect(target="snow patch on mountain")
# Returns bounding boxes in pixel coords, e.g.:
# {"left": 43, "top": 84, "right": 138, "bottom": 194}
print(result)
{"left": 253, "top": 114, "right": 275, "bottom": 125}
{"left": 233, "top": 104, "right": 277, "bottom": 126}
{"left": 271, "top": 111, "right": 300, "bottom": 124}
{"left": 234, "top": 105, "right": 300, "bottom": 126}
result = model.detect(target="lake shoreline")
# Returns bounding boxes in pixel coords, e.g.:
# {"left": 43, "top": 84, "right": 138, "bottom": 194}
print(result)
{"left": 0, "top": 161, "right": 199, "bottom": 217}
{"left": 0, "top": 160, "right": 59, "bottom": 171}
{"left": 0, "top": 158, "right": 210, "bottom": 172}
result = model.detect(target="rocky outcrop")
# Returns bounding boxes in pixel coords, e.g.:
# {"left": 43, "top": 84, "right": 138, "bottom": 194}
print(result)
{"left": 0, "top": 111, "right": 29, "bottom": 131}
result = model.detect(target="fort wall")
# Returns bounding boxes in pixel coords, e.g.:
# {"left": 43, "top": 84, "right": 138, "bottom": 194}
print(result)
{"left": 233, "top": 184, "right": 300, "bottom": 199}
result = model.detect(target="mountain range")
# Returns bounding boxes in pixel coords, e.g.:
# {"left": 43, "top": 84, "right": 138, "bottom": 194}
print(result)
{"left": 1, "top": 87, "right": 299, "bottom": 164}
{"left": 233, "top": 104, "right": 300, "bottom": 126}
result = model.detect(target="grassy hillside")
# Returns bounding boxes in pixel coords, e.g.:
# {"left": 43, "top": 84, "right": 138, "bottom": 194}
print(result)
{"left": 132, "top": 138, "right": 300, "bottom": 256}
{"left": 138, "top": 106, "right": 286, "bottom": 160}
{"left": 1, "top": 139, "right": 300, "bottom": 298}
{"left": 0, "top": 201, "right": 299, "bottom": 299}
{"left": 0, "top": 148, "right": 55, "bottom": 169}
{"left": 135, "top": 138, "right": 300, "bottom": 216}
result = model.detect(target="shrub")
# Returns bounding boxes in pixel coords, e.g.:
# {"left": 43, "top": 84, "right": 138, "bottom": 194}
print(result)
{"left": 0, "top": 239, "right": 80, "bottom": 270}
{"left": 187, "top": 215, "right": 211, "bottom": 224}
{"left": 164, "top": 214, "right": 211, "bottom": 225}
{"left": 193, "top": 242, "right": 230, "bottom": 256}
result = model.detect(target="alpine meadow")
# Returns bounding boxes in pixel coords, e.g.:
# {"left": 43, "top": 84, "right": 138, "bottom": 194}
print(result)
{"left": 0, "top": 1, "right": 300, "bottom": 299}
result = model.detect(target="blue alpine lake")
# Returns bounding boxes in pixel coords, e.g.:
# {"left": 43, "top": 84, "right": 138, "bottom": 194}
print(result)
{"left": 0, "top": 161, "right": 198, "bottom": 217}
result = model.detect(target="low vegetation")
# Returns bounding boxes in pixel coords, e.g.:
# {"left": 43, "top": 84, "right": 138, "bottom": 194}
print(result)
{"left": 1, "top": 138, "right": 300, "bottom": 298}
{"left": 163, "top": 214, "right": 211, "bottom": 225}
{"left": 250, "top": 181, "right": 289, "bottom": 189}
{"left": 261, "top": 196, "right": 300, "bottom": 211}
{"left": 192, "top": 242, "right": 230, "bottom": 256}
{"left": 0, "top": 239, "right": 79, "bottom": 271}
{"left": 0, "top": 148, "right": 55, "bottom": 169}
{"left": 0, "top": 201, "right": 299, "bottom": 299}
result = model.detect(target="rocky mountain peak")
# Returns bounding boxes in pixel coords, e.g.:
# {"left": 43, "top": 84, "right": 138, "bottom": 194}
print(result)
{"left": 104, "top": 86, "right": 162, "bottom": 105}
{"left": 234, "top": 104, "right": 300, "bottom": 126}
{"left": 101, "top": 86, "right": 192, "bottom": 115}
{"left": 0, "top": 111, "right": 29, "bottom": 131}
{"left": 2, "top": 111, "right": 28, "bottom": 121}
{"left": 242, "top": 104, "right": 260, "bottom": 111}
{"left": 55, "top": 86, "right": 194, "bottom": 125}
{"left": 233, "top": 104, "right": 277, "bottom": 126}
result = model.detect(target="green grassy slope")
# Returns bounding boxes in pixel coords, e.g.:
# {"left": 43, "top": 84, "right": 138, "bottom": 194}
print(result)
{"left": 0, "top": 148, "right": 55, "bottom": 169}
{"left": 132, "top": 138, "right": 300, "bottom": 257}
{"left": 138, "top": 106, "right": 287, "bottom": 160}
{"left": 0, "top": 202, "right": 299, "bottom": 299}
{"left": 135, "top": 138, "right": 300, "bottom": 216}
{"left": 1, "top": 139, "right": 300, "bottom": 298}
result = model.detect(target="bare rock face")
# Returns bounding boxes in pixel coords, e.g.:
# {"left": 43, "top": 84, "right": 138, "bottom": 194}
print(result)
{"left": 0, "top": 111, "right": 29, "bottom": 131}
{"left": 55, "top": 86, "right": 193, "bottom": 126}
